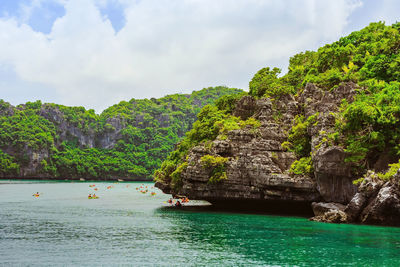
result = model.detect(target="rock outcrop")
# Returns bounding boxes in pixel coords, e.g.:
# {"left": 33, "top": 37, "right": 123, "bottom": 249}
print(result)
{"left": 158, "top": 82, "right": 400, "bottom": 225}
{"left": 311, "top": 209, "right": 348, "bottom": 223}
{"left": 178, "top": 92, "right": 322, "bottom": 211}
{"left": 310, "top": 202, "right": 348, "bottom": 223}
{"left": 311, "top": 202, "right": 346, "bottom": 216}
{"left": 157, "top": 82, "right": 363, "bottom": 212}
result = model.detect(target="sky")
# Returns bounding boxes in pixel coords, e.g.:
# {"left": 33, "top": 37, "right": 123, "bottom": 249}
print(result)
{"left": 0, "top": 0, "right": 399, "bottom": 112}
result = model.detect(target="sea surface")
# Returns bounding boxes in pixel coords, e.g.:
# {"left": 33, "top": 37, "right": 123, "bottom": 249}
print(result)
{"left": 1, "top": 180, "right": 400, "bottom": 266}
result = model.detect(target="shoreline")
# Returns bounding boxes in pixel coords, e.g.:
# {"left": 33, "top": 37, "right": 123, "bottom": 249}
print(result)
{"left": 0, "top": 177, "right": 153, "bottom": 182}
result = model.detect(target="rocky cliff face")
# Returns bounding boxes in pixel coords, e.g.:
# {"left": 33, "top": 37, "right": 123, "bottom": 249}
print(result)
{"left": 158, "top": 82, "right": 400, "bottom": 226}
{"left": 0, "top": 103, "right": 198, "bottom": 179}
{"left": 156, "top": 82, "right": 368, "bottom": 214}
{"left": 39, "top": 105, "right": 97, "bottom": 148}
{"left": 176, "top": 93, "right": 321, "bottom": 207}
{"left": 311, "top": 171, "right": 400, "bottom": 226}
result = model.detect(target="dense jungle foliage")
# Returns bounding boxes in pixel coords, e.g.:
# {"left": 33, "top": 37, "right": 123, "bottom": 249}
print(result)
{"left": 0, "top": 86, "right": 242, "bottom": 179}
{"left": 156, "top": 22, "right": 400, "bottom": 186}
{"left": 278, "top": 21, "right": 400, "bottom": 177}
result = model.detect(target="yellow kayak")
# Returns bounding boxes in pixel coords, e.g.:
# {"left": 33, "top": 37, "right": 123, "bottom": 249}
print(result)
{"left": 88, "top": 196, "right": 99, "bottom": 199}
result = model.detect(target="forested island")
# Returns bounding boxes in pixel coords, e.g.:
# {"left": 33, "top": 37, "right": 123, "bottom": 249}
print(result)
{"left": 155, "top": 22, "right": 400, "bottom": 226}
{"left": 0, "top": 86, "right": 241, "bottom": 180}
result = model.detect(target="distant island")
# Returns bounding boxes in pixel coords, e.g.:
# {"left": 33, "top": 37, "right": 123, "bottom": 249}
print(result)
{"left": 155, "top": 22, "right": 400, "bottom": 226}
{"left": 0, "top": 86, "right": 242, "bottom": 180}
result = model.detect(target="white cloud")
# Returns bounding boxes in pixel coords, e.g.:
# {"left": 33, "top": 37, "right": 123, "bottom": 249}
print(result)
{"left": 372, "top": 0, "right": 400, "bottom": 24}
{"left": 0, "top": 0, "right": 381, "bottom": 111}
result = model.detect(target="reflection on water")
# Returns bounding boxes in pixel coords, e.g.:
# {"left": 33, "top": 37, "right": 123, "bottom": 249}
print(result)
{"left": 1, "top": 180, "right": 400, "bottom": 266}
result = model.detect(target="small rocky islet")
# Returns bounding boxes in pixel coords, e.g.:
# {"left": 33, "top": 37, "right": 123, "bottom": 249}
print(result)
{"left": 155, "top": 22, "right": 400, "bottom": 227}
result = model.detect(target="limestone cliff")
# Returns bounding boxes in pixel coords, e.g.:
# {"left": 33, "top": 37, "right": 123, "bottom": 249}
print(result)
{"left": 156, "top": 83, "right": 358, "bottom": 205}
{"left": 156, "top": 82, "right": 394, "bottom": 220}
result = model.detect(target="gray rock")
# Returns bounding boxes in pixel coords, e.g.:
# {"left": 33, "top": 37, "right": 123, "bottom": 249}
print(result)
{"left": 310, "top": 210, "right": 348, "bottom": 223}
{"left": 360, "top": 183, "right": 400, "bottom": 226}
{"left": 233, "top": 95, "right": 257, "bottom": 120}
{"left": 344, "top": 172, "right": 400, "bottom": 226}
{"left": 344, "top": 193, "right": 368, "bottom": 222}
{"left": 311, "top": 202, "right": 346, "bottom": 216}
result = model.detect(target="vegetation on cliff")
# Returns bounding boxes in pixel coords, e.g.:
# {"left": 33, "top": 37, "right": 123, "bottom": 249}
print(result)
{"left": 0, "top": 86, "right": 242, "bottom": 179}
{"left": 154, "top": 92, "right": 261, "bottom": 187}
{"left": 200, "top": 155, "right": 229, "bottom": 184}
{"left": 156, "top": 21, "right": 400, "bottom": 186}
{"left": 257, "top": 21, "right": 400, "bottom": 177}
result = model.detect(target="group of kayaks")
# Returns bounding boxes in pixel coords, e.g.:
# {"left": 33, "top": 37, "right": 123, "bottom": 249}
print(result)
{"left": 136, "top": 184, "right": 157, "bottom": 196}
{"left": 32, "top": 183, "right": 164, "bottom": 202}
{"left": 165, "top": 197, "right": 190, "bottom": 207}
{"left": 88, "top": 184, "right": 100, "bottom": 199}
{"left": 87, "top": 183, "right": 133, "bottom": 199}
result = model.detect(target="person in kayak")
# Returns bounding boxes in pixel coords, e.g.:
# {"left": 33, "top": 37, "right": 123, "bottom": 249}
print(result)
{"left": 88, "top": 194, "right": 92, "bottom": 198}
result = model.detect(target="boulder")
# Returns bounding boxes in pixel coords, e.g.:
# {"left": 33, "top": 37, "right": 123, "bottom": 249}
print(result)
{"left": 360, "top": 183, "right": 400, "bottom": 226}
{"left": 311, "top": 202, "right": 346, "bottom": 216}
{"left": 344, "top": 172, "right": 400, "bottom": 226}
{"left": 310, "top": 209, "right": 348, "bottom": 223}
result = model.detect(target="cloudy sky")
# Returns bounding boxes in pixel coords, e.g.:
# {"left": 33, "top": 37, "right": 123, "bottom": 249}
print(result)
{"left": 0, "top": 0, "right": 399, "bottom": 111}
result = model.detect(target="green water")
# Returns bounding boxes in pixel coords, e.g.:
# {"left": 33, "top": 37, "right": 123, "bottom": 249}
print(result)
{"left": 1, "top": 180, "right": 400, "bottom": 266}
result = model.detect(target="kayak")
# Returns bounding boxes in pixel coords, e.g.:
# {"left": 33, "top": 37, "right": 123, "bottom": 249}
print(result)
{"left": 162, "top": 202, "right": 183, "bottom": 207}
{"left": 33, "top": 194, "right": 40, "bottom": 197}
{"left": 88, "top": 196, "right": 99, "bottom": 199}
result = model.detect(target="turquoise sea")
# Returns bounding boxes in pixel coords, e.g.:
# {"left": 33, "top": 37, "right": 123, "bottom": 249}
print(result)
{"left": 1, "top": 180, "right": 400, "bottom": 266}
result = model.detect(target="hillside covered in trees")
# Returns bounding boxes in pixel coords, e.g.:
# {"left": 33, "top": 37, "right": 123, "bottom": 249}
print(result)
{"left": 0, "top": 86, "right": 242, "bottom": 180}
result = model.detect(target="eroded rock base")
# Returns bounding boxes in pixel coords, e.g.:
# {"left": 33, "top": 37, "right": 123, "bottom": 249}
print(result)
{"left": 206, "top": 199, "right": 314, "bottom": 217}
